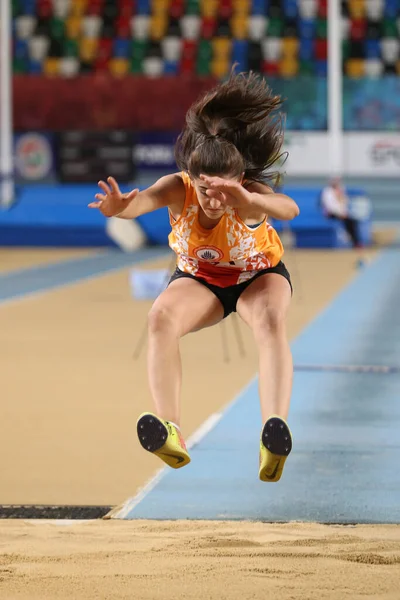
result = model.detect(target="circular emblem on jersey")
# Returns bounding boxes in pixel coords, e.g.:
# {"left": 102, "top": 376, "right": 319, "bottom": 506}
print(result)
{"left": 194, "top": 246, "right": 224, "bottom": 261}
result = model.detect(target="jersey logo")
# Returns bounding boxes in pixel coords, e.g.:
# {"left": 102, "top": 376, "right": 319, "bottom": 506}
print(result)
{"left": 194, "top": 246, "right": 224, "bottom": 261}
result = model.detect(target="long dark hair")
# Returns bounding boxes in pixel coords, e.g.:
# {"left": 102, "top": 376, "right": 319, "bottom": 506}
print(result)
{"left": 175, "top": 71, "right": 285, "bottom": 184}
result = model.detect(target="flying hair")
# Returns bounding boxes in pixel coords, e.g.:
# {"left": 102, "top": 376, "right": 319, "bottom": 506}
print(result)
{"left": 174, "top": 70, "right": 286, "bottom": 184}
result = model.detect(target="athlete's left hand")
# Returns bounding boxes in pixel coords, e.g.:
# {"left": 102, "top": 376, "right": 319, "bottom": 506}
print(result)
{"left": 199, "top": 174, "right": 251, "bottom": 209}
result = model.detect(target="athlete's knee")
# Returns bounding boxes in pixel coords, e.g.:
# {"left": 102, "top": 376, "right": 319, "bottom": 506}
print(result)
{"left": 147, "top": 304, "right": 180, "bottom": 337}
{"left": 253, "top": 305, "right": 286, "bottom": 340}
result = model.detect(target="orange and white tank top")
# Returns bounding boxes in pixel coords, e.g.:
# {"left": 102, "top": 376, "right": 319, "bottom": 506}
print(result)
{"left": 168, "top": 172, "right": 284, "bottom": 288}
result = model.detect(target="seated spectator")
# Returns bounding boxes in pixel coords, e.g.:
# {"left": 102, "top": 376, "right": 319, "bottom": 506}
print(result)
{"left": 320, "top": 177, "right": 362, "bottom": 248}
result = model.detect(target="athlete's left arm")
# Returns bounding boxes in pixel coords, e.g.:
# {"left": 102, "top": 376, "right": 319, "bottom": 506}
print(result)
{"left": 200, "top": 175, "right": 299, "bottom": 221}
{"left": 242, "top": 181, "right": 300, "bottom": 221}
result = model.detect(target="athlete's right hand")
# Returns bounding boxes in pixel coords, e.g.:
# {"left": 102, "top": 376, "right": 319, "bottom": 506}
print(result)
{"left": 88, "top": 176, "right": 139, "bottom": 218}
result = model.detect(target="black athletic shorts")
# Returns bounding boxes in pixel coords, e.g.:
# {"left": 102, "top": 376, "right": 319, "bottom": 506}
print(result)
{"left": 168, "top": 261, "right": 292, "bottom": 318}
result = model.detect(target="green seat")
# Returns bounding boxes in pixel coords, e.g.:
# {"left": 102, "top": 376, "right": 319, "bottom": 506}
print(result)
{"left": 13, "top": 57, "right": 26, "bottom": 74}
{"left": 131, "top": 40, "right": 147, "bottom": 59}
{"left": 299, "top": 60, "right": 314, "bottom": 76}
{"left": 342, "top": 40, "right": 350, "bottom": 60}
{"left": 316, "top": 18, "right": 327, "bottom": 39}
{"left": 63, "top": 39, "right": 79, "bottom": 57}
{"left": 196, "top": 57, "right": 211, "bottom": 75}
{"left": 268, "top": 18, "right": 283, "bottom": 37}
{"left": 12, "top": 0, "right": 20, "bottom": 18}
{"left": 130, "top": 57, "right": 144, "bottom": 74}
{"left": 50, "top": 18, "right": 66, "bottom": 40}
{"left": 196, "top": 40, "right": 212, "bottom": 75}
{"left": 383, "top": 19, "right": 398, "bottom": 37}
{"left": 186, "top": 0, "right": 200, "bottom": 15}
{"left": 197, "top": 39, "right": 212, "bottom": 60}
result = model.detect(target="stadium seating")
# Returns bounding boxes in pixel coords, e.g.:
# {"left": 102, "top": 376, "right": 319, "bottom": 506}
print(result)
{"left": 12, "top": 1, "right": 400, "bottom": 86}
{"left": 11, "top": 0, "right": 330, "bottom": 77}
{"left": 11, "top": 2, "right": 400, "bottom": 131}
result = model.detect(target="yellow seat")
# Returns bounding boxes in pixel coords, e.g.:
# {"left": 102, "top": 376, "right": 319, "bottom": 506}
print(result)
{"left": 80, "top": 37, "right": 98, "bottom": 62}
{"left": 201, "top": 0, "right": 218, "bottom": 17}
{"left": 71, "top": 0, "right": 88, "bottom": 17}
{"left": 279, "top": 57, "right": 299, "bottom": 77}
{"left": 232, "top": 0, "right": 250, "bottom": 14}
{"left": 152, "top": 0, "right": 169, "bottom": 16}
{"left": 211, "top": 58, "right": 230, "bottom": 79}
{"left": 348, "top": 0, "right": 365, "bottom": 19}
{"left": 109, "top": 58, "right": 130, "bottom": 77}
{"left": 230, "top": 15, "right": 248, "bottom": 39}
{"left": 281, "top": 37, "right": 299, "bottom": 58}
{"left": 66, "top": 16, "right": 82, "bottom": 39}
{"left": 345, "top": 59, "right": 365, "bottom": 78}
{"left": 212, "top": 37, "right": 231, "bottom": 59}
{"left": 150, "top": 15, "right": 168, "bottom": 40}
{"left": 43, "top": 57, "right": 60, "bottom": 76}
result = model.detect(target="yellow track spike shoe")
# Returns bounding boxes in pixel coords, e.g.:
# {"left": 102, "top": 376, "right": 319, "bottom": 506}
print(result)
{"left": 137, "top": 413, "right": 191, "bottom": 469}
{"left": 259, "top": 415, "right": 292, "bottom": 482}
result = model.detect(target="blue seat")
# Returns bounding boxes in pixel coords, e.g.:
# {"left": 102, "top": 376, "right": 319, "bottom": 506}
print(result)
{"left": 28, "top": 60, "right": 43, "bottom": 74}
{"left": 252, "top": 0, "right": 269, "bottom": 15}
{"left": 136, "top": 0, "right": 151, "bottom": 15}
{"left": 299, "top": 38, "right": 313, "bottom": 60}
{"left": 14, "top": 39, "right": 28, "bottom": 59}
{"left": 316, "top": 60, "right": 327, "bottom": 76}
{"left": 283, "top": 0, "right": 298, "bottom": 18}
{"left": 384, "top": 0, "right": 399, "bottom": 18}
{"left": 21, "top": 0, "right": 36, "bottom": 15}
{"left": 232, "top": 40, "right": 248, "bottom": 73}
{"left": 365, "top": 39, "right": 380, "bottom": 59}
{"left": 163, "top": 60, "right": 178, "bottom": 74}
{"left": 113, "top": 39, "right": 130, "bottom": 58}
{"left": 298, "top": 18, "right": 316, "bottom": 39}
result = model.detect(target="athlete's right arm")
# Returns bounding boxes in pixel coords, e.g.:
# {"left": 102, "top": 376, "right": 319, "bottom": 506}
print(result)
{"left": 88, "top": 173, "right": 185, "bottom": 219}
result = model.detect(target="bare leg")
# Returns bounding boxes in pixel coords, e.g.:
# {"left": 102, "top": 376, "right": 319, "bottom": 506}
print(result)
{"left": 237, "top": 274, "right": 292, "bottom": 423}
{"left": 147, "top": 278, "right": 224, "bottom": 426}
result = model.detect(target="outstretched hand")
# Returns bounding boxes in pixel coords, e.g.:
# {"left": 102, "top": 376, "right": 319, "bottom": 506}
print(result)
{"left": 88, "top": 176, "right": 139, "bottom": 218}
{"left": 199, "top": 174, "right": 251, "bottom": 209}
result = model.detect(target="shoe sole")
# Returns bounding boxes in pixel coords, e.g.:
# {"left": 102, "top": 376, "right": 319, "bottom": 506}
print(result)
{"left": 261, "top": 417, "right": 292, "bottom": 457}
{"left": 137, "top": 414, "right": 168, "bottom": 453}
{"left": 259, "top": 417, "right": 292, "bottom": 482}
{"left": 136, "top": 413, "right": 191, "bottom": 469}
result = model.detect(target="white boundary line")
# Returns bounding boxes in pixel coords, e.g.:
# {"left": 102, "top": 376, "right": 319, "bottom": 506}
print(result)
{"left": 0, "top": 249, "right": 168, "bottom": 308}
{"left": 107, "top": 378, "right": 257, "bottom": 520}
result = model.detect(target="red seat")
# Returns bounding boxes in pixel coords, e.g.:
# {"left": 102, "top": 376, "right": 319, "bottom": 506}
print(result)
{"left": 262, "top": 61, "right": 279, "bottom": 76}
{"left": 118, "top": 0, "right": 135, "bottom": 17}
{"left": 182, "top": 40, "right": 197, "bottom": 60}
{"left": 37, "top": 0, "right": 53, "bottom": 19}
{"left": 318, "top": 0, "right": 327, "bottom": 18}
{"left": 315, "top": 38, "right": 327, "bottom": 60}
{"left": 219, "top": 0, "right": 233, "bottom": 20}
{"left": 115, "top": 16, "right": 131, "bottom": 38}
{"left": 170, "top": 0, "right": 185, "bottom": 19}
{"left": 350, "top": 18, "right": 367, "bottom": 41}
{"left": 87, "top": 0, "right": 105, "bottom": 16}
{"left": 180, "top": 56, "right": 195, "bottom": 75}
{"left": 98, "top": 38, "right": 113, "bottom": 60}
{"left": 201, "top": 17, "right": 217, "bottom": 39}
{"left": 94, "top": 56, "right": 109, "bottom": 71}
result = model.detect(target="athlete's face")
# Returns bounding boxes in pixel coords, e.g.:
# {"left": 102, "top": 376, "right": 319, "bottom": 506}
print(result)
{"left": 192, "top": 173, "right": 241, "bottom": 220}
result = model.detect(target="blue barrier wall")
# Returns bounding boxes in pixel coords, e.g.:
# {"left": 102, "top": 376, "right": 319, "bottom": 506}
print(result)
{"left": 0, "top": 184, "right": 371, "bottom": 248}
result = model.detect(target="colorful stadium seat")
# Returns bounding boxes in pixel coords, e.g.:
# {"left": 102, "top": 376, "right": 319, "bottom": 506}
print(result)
{"left": 10, "top": 0, "right": 399, "bottom": 99}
